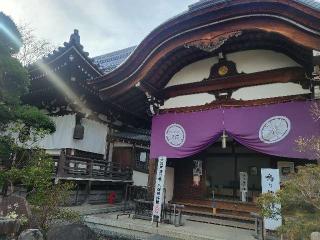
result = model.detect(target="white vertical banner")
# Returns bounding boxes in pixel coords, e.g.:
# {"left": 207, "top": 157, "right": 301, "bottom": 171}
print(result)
{"left": 152, "top": 156, "right": 167, "bottom": 223}
{"left": 261, "top": 168, "right": 282, "bottom": 230}
{"left": 239, "top": 172, "right": 248, "bottom": 202}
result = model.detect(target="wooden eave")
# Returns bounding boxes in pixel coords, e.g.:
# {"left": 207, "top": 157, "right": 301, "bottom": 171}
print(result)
{"left": 28, "top": 48, "right": 102, "bottom": 93}
{"left": 160, "top": 94, "right": 311, "bottom": 114}
{"left": 161, "top": 67, "right": 307, "bottom": 100}
{"left": 27, "top": 30, "right": 103, "bottom": 98}
{"left": 88, "top": 0, "right": 320, "bottom": 100}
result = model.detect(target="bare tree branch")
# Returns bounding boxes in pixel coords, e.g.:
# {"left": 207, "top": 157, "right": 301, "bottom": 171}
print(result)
{"left": 13, "top": 22, "right": 56, "bottom": 66}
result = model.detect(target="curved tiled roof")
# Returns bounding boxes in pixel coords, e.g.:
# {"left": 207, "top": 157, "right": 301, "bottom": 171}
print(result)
{"left": 295, "top": 0, "right": 320, "bottom": 10}
{"left": 189, "top": 0, "right": 320, "bottom": 11}
{"left": 92, "top": 0, "right": 320, "bottom": 75}
{"left": 93, "top": 0, "right": 320, "bottom": 75}
{"left": 90, "top": 0, "right": 320, "bottom": 99}
{"left": 93, "top": 46, "right": 136, "bottom": 73}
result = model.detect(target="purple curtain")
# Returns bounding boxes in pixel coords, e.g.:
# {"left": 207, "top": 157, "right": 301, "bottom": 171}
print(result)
{"left": 150, "top": 100, "right": 320, "bottom": 160}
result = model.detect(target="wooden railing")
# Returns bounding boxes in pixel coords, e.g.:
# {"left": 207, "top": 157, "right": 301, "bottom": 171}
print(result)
{"left": 55, "top": 154, "right": 132, "bottom": 181}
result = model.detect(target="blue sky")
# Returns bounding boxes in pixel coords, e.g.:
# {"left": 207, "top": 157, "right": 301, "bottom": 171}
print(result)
{"left": 0, "top": 0, "right": 196, "bottom": 56}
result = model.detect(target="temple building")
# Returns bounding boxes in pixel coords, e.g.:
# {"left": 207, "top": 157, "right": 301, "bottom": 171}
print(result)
{"left": 87, "top": 0, "right": 320, "bottom": 221}
{"left": 23, "top": 30, "right": 150, "bottom": 204}
{"left": 24, "top": 0, "right": 320, "bottom": 222}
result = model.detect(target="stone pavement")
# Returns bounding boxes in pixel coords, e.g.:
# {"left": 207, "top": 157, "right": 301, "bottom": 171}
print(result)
{"left": 63, "top": 203, "right": 130, "bottom": 216}
{"left": 84, "top": 212, "right": 257, "bottom": 240}
{"left": 148, "top": 234, "right": 177, "bottom": 240}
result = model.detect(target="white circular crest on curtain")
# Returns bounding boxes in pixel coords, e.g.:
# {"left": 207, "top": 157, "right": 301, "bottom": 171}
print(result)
{"left": 165, "top": 123, "right": 186, "bottom": 148}
{"left": 259, "top": 116, "right": 291, "bottom": 144}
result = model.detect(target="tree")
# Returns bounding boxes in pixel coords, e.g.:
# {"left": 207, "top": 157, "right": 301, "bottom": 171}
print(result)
{"left": 14, "top": 23, "right": 55, "bottom": 66}
{"left": 258, "top": 102, "right": 320, "bottom": 240}
{"left": 1, "top": 150, "right": 80, "bottom": 230}
{"left": 0, "top": 12, "right": 55, "bottom": 133}
{"left": 0, "top": 12, "right": 55, "bottom": 195}
{"left": 0, "top": 13, "right": 79, "bottom": 232}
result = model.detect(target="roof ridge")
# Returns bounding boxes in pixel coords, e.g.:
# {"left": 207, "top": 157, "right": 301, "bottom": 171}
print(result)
{"left": 93, "top": 46, "right": 137, "bottom": 59}
{"left": 28, "top": 29, "right": 102, "bottom": 74}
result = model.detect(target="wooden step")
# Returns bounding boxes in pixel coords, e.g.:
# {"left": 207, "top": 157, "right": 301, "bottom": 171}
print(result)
{"left": 174, "top": 199, "right": 258, "bottom": 212}
{"left": 182, "top": 208, "right": 255, "bottom": 222}
{"left": 173, "top": 199, "right": 258, "bottom": 223}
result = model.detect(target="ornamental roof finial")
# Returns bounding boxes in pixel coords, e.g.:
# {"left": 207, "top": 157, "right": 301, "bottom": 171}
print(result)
{"left": 69, "top": 29, "right": 80, "bottom": 46}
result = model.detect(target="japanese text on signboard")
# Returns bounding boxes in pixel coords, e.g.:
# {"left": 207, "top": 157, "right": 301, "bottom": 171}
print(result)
{"left": 152, "top": 156, "right": 167, "bottom": 220}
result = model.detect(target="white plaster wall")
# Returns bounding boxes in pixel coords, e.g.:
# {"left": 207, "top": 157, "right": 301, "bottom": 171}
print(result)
{"left": 166, "top": 57, "right": 218, "bottom": 87}
{"left": 164, "top": 167, "right": 174, "bottom": 203}
{"left": 163, "top": 93, "right": 215, "bottom": 109}
{"left": 132, "top": 170, "right": 148, "bottom": 187}
{"left": 232, "top": 83, "right": 310, "bottom": 100}
{"left": 25, "top": 115, "right": 108, "bottom": 155}
{"left": 162, "top": 50, "right": 309, "bottom": 109}
{"left": 227, "top": 50, "right": 300, "bottom": 74}
{"left": 166, "top": 50, "right": 300, "bottom": 88}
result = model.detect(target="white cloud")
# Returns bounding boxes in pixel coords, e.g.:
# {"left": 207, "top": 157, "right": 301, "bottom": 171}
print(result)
{"left": 0, "top": 0, "right": 196, "bottom": 56}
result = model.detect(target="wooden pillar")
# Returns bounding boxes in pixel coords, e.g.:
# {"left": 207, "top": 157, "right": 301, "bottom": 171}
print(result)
{"left": 108, "top": 142, "right": 114, "bottom": 163}
{"left": 106, "top": 128, "right": 114, "bottom": 163}
{"left": 232, "top": 141, "right": 238, "bottom": 200}
{"left": 57, "top": 150, "right": 66, "bottom": 178}
{"left": 74, "top": 182, "right": 80, "bottom": 205}
{"left": 88, "top": 159, "right": 93, "bottom": 178}
{"left": 106, "top": 130, "right": 114, "bottom": 178}
{"left": 147, "top": 158, "right": 157, "bottom": 199}
{"left": 200, "top": 151, "right": 207, "bottom": 199}
{"left": 131, "top": 144, "right": 136, "bottom": 169}
{"left": 84, "top": 180, "right": 91, "bottom": 204}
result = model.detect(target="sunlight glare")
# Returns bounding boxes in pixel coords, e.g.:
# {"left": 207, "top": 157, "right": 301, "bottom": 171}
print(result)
{"left": 36, "top": 61, "right": 91, "bottom": 115}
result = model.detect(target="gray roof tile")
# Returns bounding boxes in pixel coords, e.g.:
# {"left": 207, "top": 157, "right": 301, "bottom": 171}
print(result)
{"left": 93, "top": 46, "right": 136, "bottom": 73}
{"left": 189, "top": 0, "right": 320, "bottom": 11}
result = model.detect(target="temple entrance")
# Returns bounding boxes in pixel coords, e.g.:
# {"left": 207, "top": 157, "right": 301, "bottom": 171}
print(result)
{"left": 205, "top": 141, "right": 270, "bottom": 202}
{"left": 169, "top": 140, "right": 310, "bottom": 221}
{"left": 150, "top": 100, "right": 318, "bottom": 223}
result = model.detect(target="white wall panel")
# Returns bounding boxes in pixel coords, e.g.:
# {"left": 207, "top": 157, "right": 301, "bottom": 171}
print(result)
{"left": 132, "top": 170, "right": 148, "bottom": 187}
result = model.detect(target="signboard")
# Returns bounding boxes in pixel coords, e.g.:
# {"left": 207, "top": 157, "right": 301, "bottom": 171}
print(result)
{"left": 239, "top": 172, "right": 248, "bottom": 202}
{"left": 261, "top": 168, "right": 282, "bottom": 230}
{"left": 277, "top": 161, "right": 294, "bottom": 184}
{"left": 193, "top": 160, "right": 202, "bottom": 186}
{"left": 193, "top": 160, "right": 203, "bottom": 176}
{"left": 139, "top": 152, "right": 147, "bottom": 162}
{"left": 152, "top": 156, "right": 167, "bottom": 222}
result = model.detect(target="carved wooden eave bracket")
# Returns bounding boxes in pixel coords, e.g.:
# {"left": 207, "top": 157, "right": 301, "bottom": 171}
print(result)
{"left": 184, "top": 31, "right": 243, "bottom": 52}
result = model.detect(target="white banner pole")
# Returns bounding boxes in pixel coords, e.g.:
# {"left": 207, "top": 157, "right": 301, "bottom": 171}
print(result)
{"left": 151, "top": 156, "right": 167, "bottom": 224}
{"left": 261, "top": 168, "right": 282, "bottom": 230}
